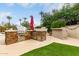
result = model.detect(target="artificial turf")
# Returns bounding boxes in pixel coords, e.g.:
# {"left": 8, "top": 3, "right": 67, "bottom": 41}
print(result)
{"left": 21, "top": 42, "right": 79, "bottom": 56}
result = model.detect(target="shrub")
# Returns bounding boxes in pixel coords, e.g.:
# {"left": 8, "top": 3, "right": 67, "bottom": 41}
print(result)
{"left": 51, "top": 20, "right": 66, "bottom": 28}
{"left": 3, "top": 23, "right": 17, "bottom": 30}
{"left": 35, "top": 26, "right": 42, "bottom": 28}
{"left": 21, "top": 21, "right": 30, "bottom": 30}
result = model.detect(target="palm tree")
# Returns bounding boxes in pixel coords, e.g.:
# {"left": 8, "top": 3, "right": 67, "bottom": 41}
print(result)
{"left": 23, "top": 17, "right": 27, "bottom": 25}
{"left": 7, "top": 16, "right": 12, "bottom": 25}
{"left": 24, "top": 17, "right": 27, "bottom": 21}
{"left": 19, "top": 19, "right": 21, "bottom": 25}
{"left": 1, "top": 21, "right": 4, "bottom": 26}
{"left": 40, "top": 11, "right": 43, "bottom": 17}
{"left": 6, "top": 16, "right": 12, "bottom": 28}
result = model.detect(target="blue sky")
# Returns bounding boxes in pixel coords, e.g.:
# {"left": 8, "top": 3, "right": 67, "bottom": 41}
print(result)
{"left": 0, "top": 3, "right": 64, "bottom": 26}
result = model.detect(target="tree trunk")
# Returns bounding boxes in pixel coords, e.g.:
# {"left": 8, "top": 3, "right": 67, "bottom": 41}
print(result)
{"left": 9, "top": 19, "right": 11, "bottom": 29}
{"left": 48, "top": 31, "right": 52, "bottom": 36}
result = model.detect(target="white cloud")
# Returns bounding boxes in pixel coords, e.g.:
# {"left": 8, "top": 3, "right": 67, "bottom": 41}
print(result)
{"left": 43, "top": 3, "right": 55, "bottom": 12}
{"left": 0, "top": 12, "right": 12, "bottom": 25}
{"left": 58, "top": 3, "right": 75, "bottom": 10}
{"left": 6, "top": 3, "right": 36, "bottom": 8}
{"left": 18, "top": 3, "right": 30, "bottom": 7}
{"left": 5, "top": 3, "right": 65, "bottom": 11}
{"left": 41, "top": 3, "right": 75, "bottom": 13}
{"left": 0, "top": 12, "right": 12, "bottom": 19}
{"left": 6, "top": 3, "right": 14, "bottom": 6}
{"left": 5, "top": 3, "right": 75, "bottom": 11}
{"left": 19, "top": 3, "right": 31, "bottom": 8}
{"left": 57, "top": 3, "right": 65, "bottom": 10}
{"left": 38, "top": 3, "right": 65, "bottom": 13}
{"left": 19, "top": 3, "right": 37, "bottom": 8}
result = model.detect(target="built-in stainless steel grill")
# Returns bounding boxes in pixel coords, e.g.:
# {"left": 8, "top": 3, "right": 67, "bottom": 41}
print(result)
{"left": 17, "top": 26, "right": 27, "bottom": 42}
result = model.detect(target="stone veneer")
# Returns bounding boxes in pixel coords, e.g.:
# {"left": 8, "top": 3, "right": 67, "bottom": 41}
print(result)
{"left": 32, "top": 31, "right": 46, "bottom": 41}
{"left": 5, "top": 30, "right": 18, "bottom": 45}
{"left": 25, "top": 31, "right": 32, "bottom": 40}
{"left": 5, "top": 30, "right": 47, "bottom": 45}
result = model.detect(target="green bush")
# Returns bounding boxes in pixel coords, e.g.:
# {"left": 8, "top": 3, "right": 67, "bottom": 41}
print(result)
{"left": 21, "top": 21, "right": 30, "bottom": 30}
{"left": 51, "top": 20, "right": 66, "bottom": 28}
{"left": 35, "top": 26, "right": 42, "bottom": 28}
{"left": 2, "top": 23, "right": 17, "bottom": 30}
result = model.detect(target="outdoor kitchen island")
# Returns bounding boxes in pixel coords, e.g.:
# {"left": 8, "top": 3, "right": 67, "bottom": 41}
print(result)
{"left": 5, "top": 30, "right": 18, "bottom": 45}
{"left": 32, "top": 30, "right": 46, "bottom": 41}
{"left": 5, "top": 29, "right": 47, "bottom": 45}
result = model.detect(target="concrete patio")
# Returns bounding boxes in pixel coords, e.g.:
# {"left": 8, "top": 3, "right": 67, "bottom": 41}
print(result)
{"left": 0, "top": 34, "right": 79, "bottom": 56}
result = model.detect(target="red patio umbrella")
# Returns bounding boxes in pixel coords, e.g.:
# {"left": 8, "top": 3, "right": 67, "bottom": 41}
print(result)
{"left": 30, "top": 16, "right": 34, "bottom": 31}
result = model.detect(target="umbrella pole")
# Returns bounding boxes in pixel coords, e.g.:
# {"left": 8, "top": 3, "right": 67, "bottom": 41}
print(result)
{"left": 30, "top": 31, "right": 34, "bottom": 39}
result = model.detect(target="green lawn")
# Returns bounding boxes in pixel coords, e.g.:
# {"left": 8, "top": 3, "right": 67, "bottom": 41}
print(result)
{"left": 21, "top": 42, "right": 79, "bottom": 56}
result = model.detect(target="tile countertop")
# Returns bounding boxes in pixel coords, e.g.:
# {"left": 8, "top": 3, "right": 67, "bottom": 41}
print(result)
{"left": 5, "top": 30, "right": 17, "bottom": 32}
{"left": 5, "top": 29, "right": 47, "bottom": 32}
{"left": 34, "top": 28, "right": 47, "bottom": 31}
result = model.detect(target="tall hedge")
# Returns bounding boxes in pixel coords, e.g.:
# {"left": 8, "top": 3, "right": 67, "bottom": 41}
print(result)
{"left": 51, "top": 20, "right": 66, "bottom": 28}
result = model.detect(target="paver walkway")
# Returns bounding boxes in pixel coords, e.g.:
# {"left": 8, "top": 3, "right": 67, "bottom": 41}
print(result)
{"left": 0, "top": 35, "right": 79, "bottom": 56}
